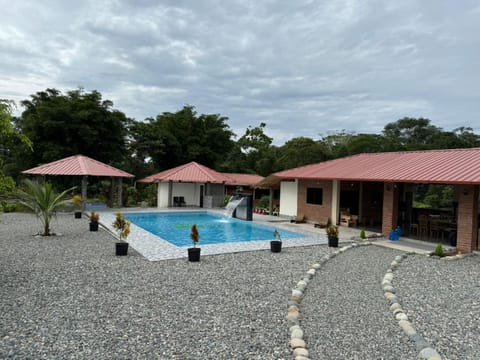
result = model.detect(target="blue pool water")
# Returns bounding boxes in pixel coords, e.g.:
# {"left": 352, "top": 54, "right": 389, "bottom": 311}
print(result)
{"left": 125, "top": 211, "right": 305, "bottom": 246}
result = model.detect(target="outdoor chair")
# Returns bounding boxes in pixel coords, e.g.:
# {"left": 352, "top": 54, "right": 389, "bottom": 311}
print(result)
{"left": 418, "top": 215, "right": 429, "bottom": 239}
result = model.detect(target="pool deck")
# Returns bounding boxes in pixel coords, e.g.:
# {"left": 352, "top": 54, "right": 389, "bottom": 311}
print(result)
{"left": 101, "top": 207, "right": 451, "bottom": 261}
{"left": 101, "top": 208, "right": 334, "bottom": 261}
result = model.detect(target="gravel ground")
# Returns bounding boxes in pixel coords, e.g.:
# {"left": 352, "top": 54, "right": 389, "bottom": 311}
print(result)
{"left": 0, "top": 212, "right": 331, "bottom": 359}
{"left": 394, "top": 254, "right": 480, "bottom": 360}
{"left": 1, "top": 212, "right": 478, "bottom": 359}
{"left": 300, "top": 246, "right": 418, "bottom": 359}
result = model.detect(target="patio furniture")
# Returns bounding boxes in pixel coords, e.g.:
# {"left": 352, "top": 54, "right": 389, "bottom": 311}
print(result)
{"left": 429, "top": 220, "right": 443, "bottom": 241}
{"left": 418, "top": 215, "right": 429, "bottom": 239}
{"left": 340, "top": 214, "right": 358, "bottom": 227}
{"left": 409, "top": 223, "right": 419, "bottom": 237}
{"left": 173, "top": 196, "right": 186, "bottom": 207}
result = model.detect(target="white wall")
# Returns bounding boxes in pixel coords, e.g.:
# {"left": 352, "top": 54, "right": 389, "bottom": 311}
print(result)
{"left": 157, "top": 182, "right": 170, "bottom": 208}
{"left": 172, "top": 183, "right": 201, "bottom": 206}
{"left": 280, "top": 180, "right": 298, "bottom": 217}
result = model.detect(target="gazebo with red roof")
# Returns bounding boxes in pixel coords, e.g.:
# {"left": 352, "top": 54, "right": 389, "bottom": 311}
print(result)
{"left": 22, "top": 154, "right": 134, "bottom": 207}
{"left": 139, "top": 162, "right": 233, "bottom": 208}
{"left": 139, "top": 162, "right": 265, "bottom": 208}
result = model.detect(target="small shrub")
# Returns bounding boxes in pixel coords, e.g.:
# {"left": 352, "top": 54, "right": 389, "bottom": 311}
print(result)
{"left": 326, "top": 225, "right": 339, "bottom": 238}
{"left": 89, "top": 211, "right": 100, "bottom": 222}
{"left": 360, "top": 228, "right": 366, "bottom": 240}
{"left": 112, "top": 212, "right": 131, "bottom": 241}
{"left": 190, "top": 224, "right": 199, "bottom": 248}
{"left": 434, "top": 243, "right": 444, "bottom": 257}
{"left": 258, "top": 196, "right": 270, "bottom": 209}
{"left": 1, "top": 200, "right": 17, "bottom": 212}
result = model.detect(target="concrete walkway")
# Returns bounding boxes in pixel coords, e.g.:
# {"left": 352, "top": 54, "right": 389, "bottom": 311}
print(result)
{"left": 256, "top": 214, "right": 455, "bottom": 255}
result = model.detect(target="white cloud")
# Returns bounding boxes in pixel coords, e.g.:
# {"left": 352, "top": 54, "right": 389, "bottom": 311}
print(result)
{"left": 0, "top": 0, "right": 479, "bottom": 142}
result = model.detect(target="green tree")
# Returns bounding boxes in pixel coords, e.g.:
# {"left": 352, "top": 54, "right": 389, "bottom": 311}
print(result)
{"left": 382, "top": 118, "right": 442, "bottom": 150}
{"left": 17, "top": 180, "right": 74, "bottom": 236}
{"left": 129, "top": 105, "right": 235, "bottom": 171}
{"left": 236, "top": 122, "right": 275, "bottom": 175}
{"left": 319, "top": 130, "right": 355, "bottom": 158}
{"left": 14, "top": 88, "right": 130, "bottom": 171}
{"left": 0, "top": 99, "right": 32, "bottom": 192}
{"left": 343, "top": 133, "right": 392, "bottom": 155}
{"left": 276, "top": 137, "right": 329, "bottom": 170}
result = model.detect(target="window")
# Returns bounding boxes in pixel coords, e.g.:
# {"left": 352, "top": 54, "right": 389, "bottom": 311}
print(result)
{"left": 306, "top": 188, "right": 323, "bottom": 205}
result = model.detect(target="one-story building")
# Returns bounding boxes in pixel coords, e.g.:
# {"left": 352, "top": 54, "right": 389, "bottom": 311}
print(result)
{"left": 256, "top": 148, "right": 480, "bottom": 253}
{"left": 139, "top": 162, "right": 263, "bottom": 208}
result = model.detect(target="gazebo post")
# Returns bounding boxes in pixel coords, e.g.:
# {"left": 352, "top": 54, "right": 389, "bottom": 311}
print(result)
{"left": 109, "top": 177, "right": 115, "bottom": 207}
{"left": 81, "top": 176, "right": 88, "bottom": 211}
{"left": 117, "top": 177, "right": 123, "bottom": 208}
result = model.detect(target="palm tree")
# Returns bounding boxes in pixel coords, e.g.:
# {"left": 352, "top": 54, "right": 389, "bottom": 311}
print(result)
{"left": 18, "top": 179, "right": 75, "bottom": 236}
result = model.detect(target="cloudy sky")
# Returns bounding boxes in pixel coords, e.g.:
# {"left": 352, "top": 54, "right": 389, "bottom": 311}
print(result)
{"left": 1, "top": 0, "right": 479, "bottom": 144}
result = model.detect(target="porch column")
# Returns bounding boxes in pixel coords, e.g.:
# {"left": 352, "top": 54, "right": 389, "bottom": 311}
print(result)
{"left": 456, "top": 185, "right": 479, "bottom": 253}
{"left": 269, "top": 188, "right": 274, "bottom": 215}
{"left": 382, "top": 183, "right": 399, "bottom": 236}
{"left": 331, "top": 180, "right": 340, "bottom": 225}
{"left": 358, "top": 182, "right": 363, "bottom": 224}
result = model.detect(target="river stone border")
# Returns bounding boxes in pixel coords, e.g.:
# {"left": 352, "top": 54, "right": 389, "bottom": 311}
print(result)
{"left": 382, "top": 251, "right": 473, "bottom": 360}
{"left": 285, "top": 240, "right": 472, "bottom": 360}
{"left": 286, "top": 241, "right": 372, "bottom": 360}
{"left": 382, "top": 252, "right": 444, "bottom": 360}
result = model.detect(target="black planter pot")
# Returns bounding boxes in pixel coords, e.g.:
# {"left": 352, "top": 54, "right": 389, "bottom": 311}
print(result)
{"left": 115, "top": 242, "right": 129, "bottom": 256}
{"left": 188, "top": 247, "right": 201, "bottom": 262}
{"left": 328, "top": 236, "right": 339, "bottom": 247}
{"left": 89, "top": 222, "right": 99, "bottom": 231}
{"left": 74, "top": 211, "right": 82, "bottom": 219}
{"left": 270, "top": 240, "right": 282, "bottom": 253}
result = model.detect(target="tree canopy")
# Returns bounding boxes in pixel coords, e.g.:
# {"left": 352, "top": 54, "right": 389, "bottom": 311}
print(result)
{"left": 14, "top": 88, "right": 130, "bottom": 171}
{"left": 2, "top": 88, "right": 480, "bottom": 185}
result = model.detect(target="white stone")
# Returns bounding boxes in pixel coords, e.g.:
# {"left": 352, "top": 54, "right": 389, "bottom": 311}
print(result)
{"left": 290, "top": 338, "right": 306, "bottom": 349}
{"left": 293, "top": 347, "right": 309, "bottom": 357}
{"left": 390, "top": 260, "right": 398, "bottom": 268}
{"left": 297, "top": 280, "right": 307, "bottom": 288}
{"left": 398, "top": 320, "right": 416, "bottom": 337}
{"left": 307, "top": 268, "right": 315, "bottom": 275}
{"left": 395, "top": 312, "right": 408, "bottom": 321}
{"left": 390, "top": 303, "right": 402, "bottom": 312}
{"left": 383, "top": 285, "right": 395, "bottom": 293}
{"left": 312, "top": 263, "right": 321, "bottom": 269}
{"left": 290, "top": 325, "right": 301, "bottom": 333}
{"left": 291, "top": 328, "right": 304, "bottom": 339}
{"left": 292, "top": 289, "right": 303, "bottom": 298}
{"left": 392, "top": 303, "right": 407, "bottom": 320}
{"left": 383, "top": 273, "right": 394, "bottom": 281}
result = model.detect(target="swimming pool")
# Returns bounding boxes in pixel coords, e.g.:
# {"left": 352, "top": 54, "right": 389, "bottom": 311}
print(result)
{"left": 125, "top": 211, "right": 305, "bottom": 246}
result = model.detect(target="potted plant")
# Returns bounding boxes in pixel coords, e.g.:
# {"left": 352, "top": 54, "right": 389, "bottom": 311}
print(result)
{"left": 188, "top": 224, "right": 201, "bottom": 262}
{"left": 270, "top": 229, "right": 282, "bottom": 252}
{"left": 326, "top": 225, "right": 339, "bottom": 247}
{"left": 112, "top": 211, "right": 130, "bottom": 256}
{"left": 72, "top": 195, "right": 83, "bottom": 218}
{"left": 89, "top": 211, "right": 100, "bottom": 231}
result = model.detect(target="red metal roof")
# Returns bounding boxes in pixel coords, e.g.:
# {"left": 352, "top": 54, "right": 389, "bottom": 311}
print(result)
{"left": 139, "top": 162, "right": 232, "bottom": 183}
{"left": 259, "top": 148, "right": 480, "bottom": 186}
{"left": 223, "top": 173, "right": 264, "bottom": 186}
{"left": 22, "top": 155, "right": 134, "bottom": 178}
